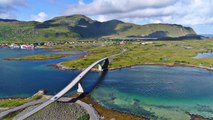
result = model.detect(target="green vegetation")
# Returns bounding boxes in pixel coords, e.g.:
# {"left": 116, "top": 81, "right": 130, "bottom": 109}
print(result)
{"left": 111, "top": 23, "right": 195, "bottom": 38}
{"left": 77, "top": 114, "right": 90, "bottom": 120}
{"left": 0, "top": 14, "right": 196, "bottom": 43}
{"left": 60, "top": 44, "right": 121, "bottom": 69}
{"left": 0, "top": 94, "right": 42, "bottom": 108}
{"left": 2, "top": 109, "right": 24, "bottom": 120}
{"left": 57, "top": 38, "right": 213, "bottom": 70}
{"left": 6, "top": 54, "right": 72, "bottom": 60}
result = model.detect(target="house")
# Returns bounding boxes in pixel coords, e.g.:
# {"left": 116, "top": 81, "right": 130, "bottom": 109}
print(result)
{"left": 9, "top": 43, "right": 20, "bottom": 49}
{"left": 20, "top": 44, "right": 34, "bottom": 49}
{"left": 141, "top": 42, "right": 153, "bottom": 45}
{"left": 120, "top": 41, "right": 125, "bottom": 44}
{"left": 0, "top": 44, "right": 9, "bottom": 48}
{"left": 44, "top": 42, "right": 57, "bottom": 46}
{"left": 210, "top": 65, "right": 213, "bottom": 69}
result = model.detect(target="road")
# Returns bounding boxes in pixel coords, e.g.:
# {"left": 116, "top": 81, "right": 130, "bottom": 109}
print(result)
{"left": 0, "top": 99, "right": 46, "bottom": 119}
{"left": 76, "top": 100, "right": 100, "bottom": 120}
{"left": 108, "top": 48, "right": 127, "bottom": 61}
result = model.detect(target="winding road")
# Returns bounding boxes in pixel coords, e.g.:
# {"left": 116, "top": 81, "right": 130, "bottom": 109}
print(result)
{"left": 76, "top": 100, "right": 100, "bottom": 120}
{"left": 0, "top": 99, "right": 46, "bottom": 119}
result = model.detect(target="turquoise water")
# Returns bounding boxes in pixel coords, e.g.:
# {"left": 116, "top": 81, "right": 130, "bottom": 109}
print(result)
{"left": 91, "top": 66, "right": 213, "bottom": 120}
{"left": 0, "top": 48, "right": 213, "bottom": 120}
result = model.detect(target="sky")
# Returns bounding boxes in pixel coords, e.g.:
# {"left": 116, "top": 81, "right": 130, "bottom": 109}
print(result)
{"left": 0, "top": 0, "right": 213, "bottom": 34}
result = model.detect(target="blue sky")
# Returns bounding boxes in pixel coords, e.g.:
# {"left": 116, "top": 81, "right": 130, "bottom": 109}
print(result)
{"left": 16, "top": 0, "right": 82, "bottom": 21}
{"left": 1, "top": 0, "right": 213, "bottom": 34}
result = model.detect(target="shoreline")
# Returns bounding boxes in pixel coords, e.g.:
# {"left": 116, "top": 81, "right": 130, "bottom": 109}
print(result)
{"left": 51, "top": 63, "right": 101, "bottom": 72}
{"left": 186, "top": 112, "right": 212, "bottom": 120}
{"left": 2, "top": 47, "right": 86, "bottom": 61}
{"left": 4, "top": 54, "right": 75, "bottom": 61}
{"left": 0, "top": 94, "right": 211, "bottom": 120}
{"left": 111, "top": 63, "right": 213, "bottom": 71}
{"left": 53, "top": 62, "right": 213, "bottom": 72}
{"left": 3, "top": 47, "right": 212, "bottom": 72}
{"left": 0, "top": 95, "right": 146, "bottom": 120}
{"left": 81, "top": 95, "right": 147, "bottom": 120}
{"left": 82, "top": 95, "right": 212, "bottom": 120}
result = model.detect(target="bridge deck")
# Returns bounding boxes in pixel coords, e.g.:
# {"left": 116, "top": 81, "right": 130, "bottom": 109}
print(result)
{"left": 18, "top": 57, "right": 108, "bottom": 120}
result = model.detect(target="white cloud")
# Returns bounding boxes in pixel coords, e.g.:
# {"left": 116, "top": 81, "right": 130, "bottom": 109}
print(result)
{"left": 0, "top": 0, "right": 27, "bottom": 19}
{"left": 0, "top": 12, "right": 15, "bottom": 19}
{"left": 64, "top": 0, "right": 213, "bottom": 27}
{"left": 31, "top": 12, "right": 49, "bottom": 22}
{"left": 65, "top": 0, "right": 176, "bottom": 16}
{"left": 154, "top": 0, "right": 213, "bottom": 26}
{"left": 78, "top": 0, "right": 85, "bottom": 5}
{"left": 0, "top": 0, "right": 26, "bottom": 6}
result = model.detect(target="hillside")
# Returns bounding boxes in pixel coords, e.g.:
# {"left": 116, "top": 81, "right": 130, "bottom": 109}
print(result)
{"left": 0, "top": 14, "right": 197, "bottom": 43}
{"left": 111, "top": 23, "right": 196, "bottom": 38}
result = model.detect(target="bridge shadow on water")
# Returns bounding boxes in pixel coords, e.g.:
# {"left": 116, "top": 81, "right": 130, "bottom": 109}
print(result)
{"left": 61, "top": 69, "right": 108, "bottom": 103}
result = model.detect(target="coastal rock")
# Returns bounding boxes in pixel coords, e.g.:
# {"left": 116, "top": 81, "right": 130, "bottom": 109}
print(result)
{"left": 14, "top": 102, "right": 87, "bottom": 120}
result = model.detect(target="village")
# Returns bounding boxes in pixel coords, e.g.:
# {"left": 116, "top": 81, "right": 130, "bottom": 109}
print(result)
{"left": 0, "top": 43, "right": 35, "bottom": 49}
{"left": 0, "top": 40, "right": 154, "bottom": 50}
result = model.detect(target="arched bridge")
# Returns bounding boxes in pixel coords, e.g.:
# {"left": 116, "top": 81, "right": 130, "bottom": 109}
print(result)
{"left": 19, "top": 57, "right": 109, "bottom": 119}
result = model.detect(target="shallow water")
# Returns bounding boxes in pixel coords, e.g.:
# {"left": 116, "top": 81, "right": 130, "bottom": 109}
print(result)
{"left": 91, "top": 66, "right": 213, "bottom": 120}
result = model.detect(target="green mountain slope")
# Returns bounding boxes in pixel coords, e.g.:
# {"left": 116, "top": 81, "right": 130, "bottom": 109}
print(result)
{"left": 112, "top": 23, "right": 196, "bottom": 38}
{"left": 0, "top": 14, "right": 197, "bottom": 43}
{"left": 0, "top": 21, "right": 40, "bottom": 43}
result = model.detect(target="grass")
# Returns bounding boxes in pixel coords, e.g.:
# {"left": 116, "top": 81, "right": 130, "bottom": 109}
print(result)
{"left": 109, "top": 23, "right": 195, "bottom": 38}
{"left": 6, "top": 38, "right": 211, "bottom": 70}
{"left": 60, "top": 44, "right": 122, "bottom": 69}
{"left": 110, "top": 39, "right": 213, "bottom": 69}
{"left": 6, "top": 54, "right": 72, "bottom": 60}
{"left": 57, "top": 38, "right": 213, "bottom": 70}
{"left": 77, "top": 114, "right": 90, "bottom": 120}
{"left": 0, "top": 94, "right": 42, "bottom": 108}
{"left": 2, "top": 109, "right": 24, "bottom": 120}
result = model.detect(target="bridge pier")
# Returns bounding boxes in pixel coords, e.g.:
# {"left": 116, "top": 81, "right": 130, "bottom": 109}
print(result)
{"left": 77, "top": 83, "right": 84, "bottom": 93}
{"left": 98, "top": 64, "right": 103, "bottom": 71}
{"left": 98, "top": 59, "right": 109, "bottom": 71}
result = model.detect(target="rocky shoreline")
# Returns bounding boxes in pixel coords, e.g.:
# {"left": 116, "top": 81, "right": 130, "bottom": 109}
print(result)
{"left": 187, "top": 112, "right": 211, "bottom": 120}
{"left": 52, "top": 62, "right": 213, "bottom": 72}
{"left": 82, "top": 95, "right": 147, "bottom": 120}
{"left": 50, "top": 63, "right": 100, "bottom": 71}
{"left": 122, "top": 63, "right": 213, "bottom": 71}
{"left": 82, "top": 95, "right": 213, "bottom": 120}
{"left": 0, "top": 94, "right": 211, "bottom": 120}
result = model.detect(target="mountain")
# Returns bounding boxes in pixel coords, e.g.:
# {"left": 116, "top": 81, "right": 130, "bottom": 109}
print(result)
{"left": 113, "top": 23, "right": 196, "bottom": 38}
{"left": 0, "top": 18, "right": 18, "bottom": 22}
{"left": 0, "top": 14, "right": 197, "bottom": 43}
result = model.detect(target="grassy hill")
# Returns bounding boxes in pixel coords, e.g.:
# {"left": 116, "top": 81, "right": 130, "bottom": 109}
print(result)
{"left": 0, "top": 14, "right": 197, "bottom": 43}
{"left": 111, "top": 23, "right": 196, "bottom": 38}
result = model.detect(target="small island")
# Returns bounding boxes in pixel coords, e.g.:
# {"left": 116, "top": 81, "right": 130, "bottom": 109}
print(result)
{"left": 5, "top": 54, "right": 72, "bottom": 60}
